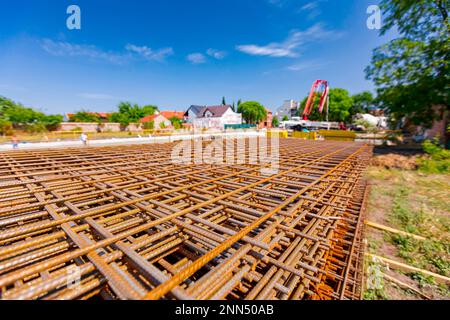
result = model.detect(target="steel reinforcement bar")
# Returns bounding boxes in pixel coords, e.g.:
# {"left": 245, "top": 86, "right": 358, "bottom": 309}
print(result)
{"left": 0, "top": 138, "right": 371, "bottom": 300}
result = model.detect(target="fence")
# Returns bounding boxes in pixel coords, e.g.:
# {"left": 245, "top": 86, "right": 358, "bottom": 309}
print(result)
{"left": 267, "top": 130, "right": 289, "bottom": 139}
{"left": 318, "top": 130, "right": 357, "bottom": 142}
{"left": 224, "top": 124, "right": 257, "bottom": 130}
{"left": 0, "top": 129, "right": 180, "bottom": 144}
{"left": 292, "top": 131, "right": 318, "bottom": 140}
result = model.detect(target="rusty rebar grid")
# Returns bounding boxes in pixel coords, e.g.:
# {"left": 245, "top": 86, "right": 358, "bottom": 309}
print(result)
{"left": 0, "top": 138, "right": 372, "bottom": 300}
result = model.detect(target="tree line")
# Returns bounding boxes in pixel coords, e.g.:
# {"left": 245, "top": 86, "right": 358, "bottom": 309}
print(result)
{"left": 0, "top": 96, "right": 63, "bottom": 135}
{"left": 232, "top": 90, "right": 376, "bottom": 127}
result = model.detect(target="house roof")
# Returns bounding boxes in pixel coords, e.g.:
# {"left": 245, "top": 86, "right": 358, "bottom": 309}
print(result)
{"left": 186, "top": 105, "right": 205, "bottom": 117}
{"left": 160, "top": 111, "right": 185, "bottom": 120}
{"left": 140, "top": 114, "right": 172, "bottom": 123}
{"left": 203, "top": 105, "right": 231, "bottom": 117}
{"left": 140, "top": 115, "right": 158, "bottom": 123}
{"left": 186, "top": 105, "right": 232, "bottom": 118}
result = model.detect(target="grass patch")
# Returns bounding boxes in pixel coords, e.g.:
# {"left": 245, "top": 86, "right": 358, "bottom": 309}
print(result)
{"left": 387, "top": 186, "right": 449, "bottom": 276}
{"left": 365, "top": 166, "right": 450, "bottom": 299}
{"left": 418, "top": 139, "right": 450, "bottom": 174}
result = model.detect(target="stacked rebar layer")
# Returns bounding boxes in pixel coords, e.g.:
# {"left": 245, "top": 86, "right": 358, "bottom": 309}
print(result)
{"left": 0, "top": 138, "right": 371, "bottom": 300}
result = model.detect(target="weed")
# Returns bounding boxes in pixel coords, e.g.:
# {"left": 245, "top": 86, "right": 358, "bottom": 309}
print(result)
{"left": 419, "top": 139, "right": 450, "bottom": 174}
{"left": 409, "top": 272, "right": 435, "bottom": 288}
{"left": 364, "top": 259, "right": 389, "bottom": 300}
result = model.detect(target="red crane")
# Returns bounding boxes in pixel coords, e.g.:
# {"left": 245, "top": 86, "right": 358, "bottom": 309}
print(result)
{"left": 302, "top": 80, "right": 329, "bottom": 120}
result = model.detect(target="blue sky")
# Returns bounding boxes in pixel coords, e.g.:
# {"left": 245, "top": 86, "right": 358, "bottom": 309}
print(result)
{"left": 0, "top": 0, "right": 394, "bottom": 114}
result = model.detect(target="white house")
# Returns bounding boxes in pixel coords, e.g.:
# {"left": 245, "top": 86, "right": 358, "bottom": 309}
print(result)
{"left": 184, "top": 105, "right": 242, "bottom": 130}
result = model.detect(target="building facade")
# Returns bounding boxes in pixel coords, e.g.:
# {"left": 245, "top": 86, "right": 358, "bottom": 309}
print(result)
{"left": 185, "top": 105, "right": 242, "bottom": 130}
{"left": 140, "top": 114, "right": 172, "bottom": 129}
{"left": 258, "top": 109, "right": 273, "bottom": 129}
{"left": 275, "top": 100, "right": 299, "bottom": 121}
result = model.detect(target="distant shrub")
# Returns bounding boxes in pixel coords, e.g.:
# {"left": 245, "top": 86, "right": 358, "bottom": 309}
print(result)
{"left": 418, "top": 138, "right": 450, "bottom": 174}
{"left": 0, "top": 119, "right": 14, "bottom": 136}
{"left": 25, "top": 123, "right": 47, "bottom": 134}
{"left": 354, "top": 119, "right": 378, "bottom": 133}
{"left": 143, "top": 121, "right": 154, "bottom": 130}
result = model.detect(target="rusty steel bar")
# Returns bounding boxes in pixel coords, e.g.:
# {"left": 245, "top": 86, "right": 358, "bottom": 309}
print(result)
{"left": 0, "top": 138, "right": 371, "bottom": 300}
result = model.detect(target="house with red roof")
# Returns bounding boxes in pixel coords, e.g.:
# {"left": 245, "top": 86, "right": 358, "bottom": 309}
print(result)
{"left": 140, "top": 114, "right": 171, "bottom": 129}
{"left": 184, "top": 105, "right": 242, "bottom": 130}
{"left": 160, "top": 111, "right": 185, "bottom": 121}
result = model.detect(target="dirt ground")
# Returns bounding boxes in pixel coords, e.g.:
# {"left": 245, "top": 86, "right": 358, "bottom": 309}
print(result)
{"left": 371, "top": 154, "right": 420, "bottom": 170}
{"left": 363, "top": 167, "right": 450, "bottom": 300}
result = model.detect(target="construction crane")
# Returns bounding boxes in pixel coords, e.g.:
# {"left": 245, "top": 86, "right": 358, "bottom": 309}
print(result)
{"left": 302, "top": 80, "right": 329, "bottom": 121}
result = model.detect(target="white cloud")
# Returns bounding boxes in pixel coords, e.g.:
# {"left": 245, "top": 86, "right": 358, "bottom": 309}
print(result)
{"left": 299, "top": 1, "right": 325, "bottom": 19}
{"left": 40, "top": 39, "right": 173, "bottom": 64}
{"left": 287, "top": 61, "right": 327, "bottom": 72}
{"left": 125, "top": 44, "right": 173, "bottom": 62}
{"left": 236, "top": 44, "right": 295, "bottom": 58}
{"left": 206, "top": 48, "right": 226, "bottom": 60}
{"left": 78, "top": 93, "right": 117, "bottom": 100}
{"left": 300, "top": 2, "right": 318, "bottom": 10}
{"left": 187, "top": 53, "right": 206, "bottom": 64}
{"left": 236, "top": 23, "right": 342, "bottom": 58}
{"left": 40, "top": 39, "right": 128, "bottom": 64}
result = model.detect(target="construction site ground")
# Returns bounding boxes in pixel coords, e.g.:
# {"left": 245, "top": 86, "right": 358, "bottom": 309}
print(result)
{"left": 0, "top": 138, "right": 372, "bottom": 300}
{"left": 365, "top": 167, "right": 450, "bottom": 300}
{"left": 1, "top": 137, "right": 447, "bottom": 300}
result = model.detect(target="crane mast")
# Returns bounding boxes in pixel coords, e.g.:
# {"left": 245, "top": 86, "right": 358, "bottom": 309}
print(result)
{"left": 302, "top": 80, "right": 329, "bottom": 120}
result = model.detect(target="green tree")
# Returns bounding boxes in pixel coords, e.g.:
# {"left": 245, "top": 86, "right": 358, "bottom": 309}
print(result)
{"left": 238, "top": 101, "right": 267, "bottom": 124}
{"left": 0, "top": 118, "right": 14, "bottom": 136}
{"left": 0, "top": 96, "right": 62, "bottom": 132}
{"left": 109, "top": 112, "right": 130, "bottom": 128}
{"left": 41, "top": 115, "right": 63, "bottom": 131}
{"left": 299, "top": 88, "right": 353, "bottom": 122}
{"left": 143, "top": 120, "right": 155, "bottom": 130}
{"left": 0, "top": 96, "right": 15, "bottom": 112}
{"left": 70, "top": 111, "right": 100, "bottom": 123}
{"left": 366, "top": 0, "right": 449, "bottom": 128}
{"left": 118, "top": 102, "right": 145, "bottom": 122}
{"left": 222, "top": 97, "right": 226, "bottom": 105}
{"left": 282, "top": 115, "right": 289, "bottom": 122}
{"left": 169, "top": 116, "right": 183, "bottom": 129}
{"left": 272, "top": 116, "right": 280, "bottom": 127}
{"left": 141, "top": 105, "right": 158, "bottom": 116}
{"left": 4, "top": 104, "right": 43, "bottom": 125}
{"left": 351, "top": 91, "right": 374, "bottom": 114}
{"left": 112, "top": 102, "right": 159, "bottom": 127}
